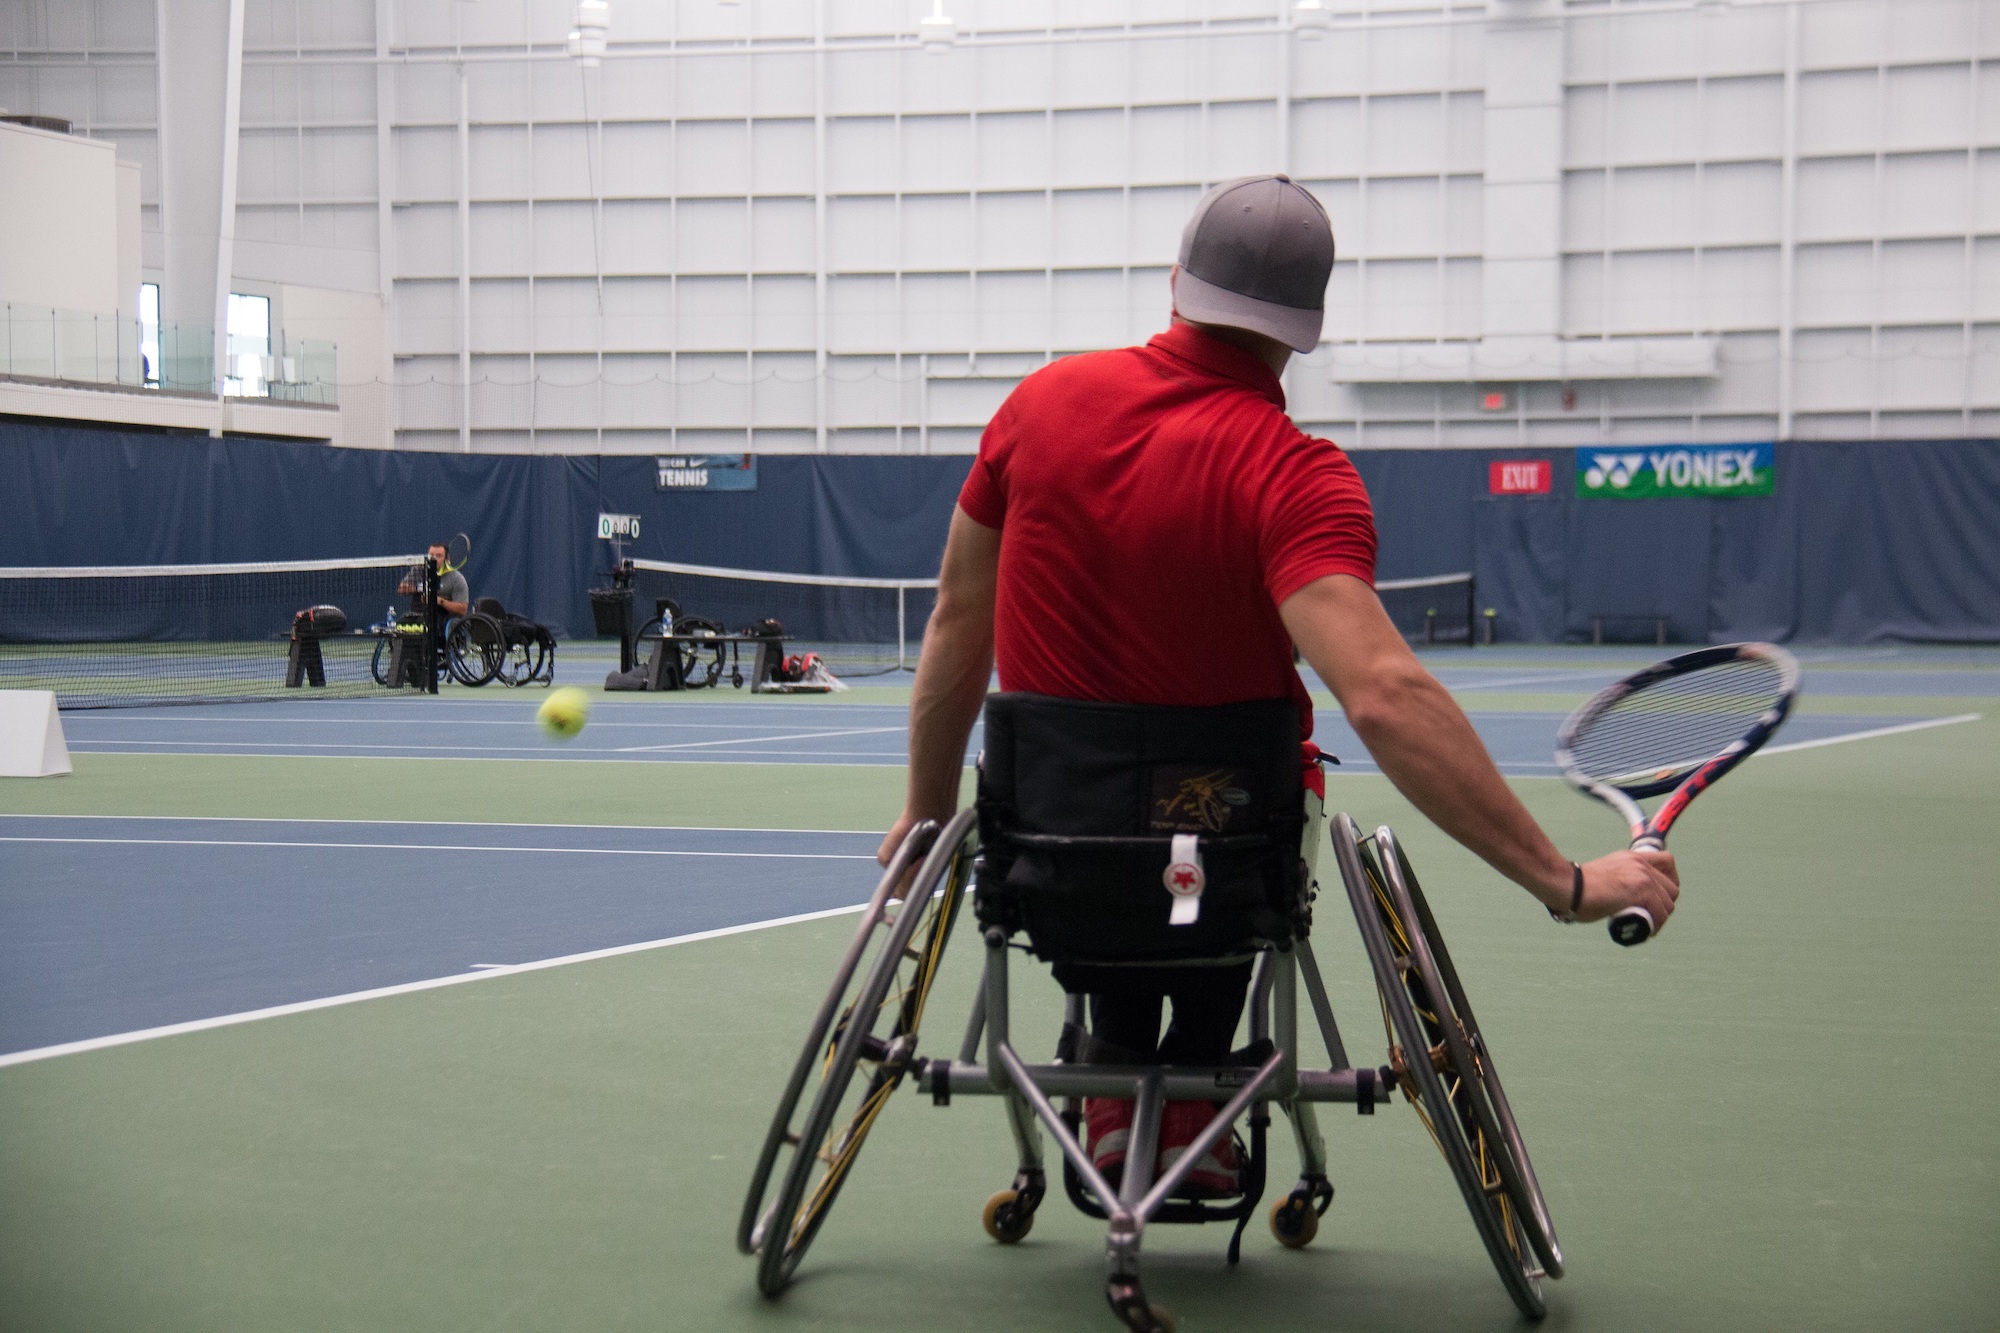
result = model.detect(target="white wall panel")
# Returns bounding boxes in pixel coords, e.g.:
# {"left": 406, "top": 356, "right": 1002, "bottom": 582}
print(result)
{"left": 1795, "top": 157, "right": 1878, "bottom": 241}
{"left": 1052, "top": 191, "right": 1126, "bottom": 269}
{"left": 470, "top": 202, "right": 530, "bottom": 277}
{"left": 531, "top": 201, "right": 595, "bottom": 276}
{"left": 602, "top": 199, "right": 670, "bottom": 275}
{"left": 676, "top": 120, "right": 750, "bottom": 196}
{"left": 903, "top": 194, "right": 976, "bottom": 272}
{"left": 1368, "top": 95, "right": 1446, "bottom": 177}
{"left": 828, "top": 117, "right": 897, "bottom": 195}
{"left": 675, "top": 197, "right": 750, "bottom": 274}
{"left": 901, "top": 116, "right": 975, "bottom": 194}
{"left": 602, "top": 277, "right": 673, "bottom": 351}
{"left": 977, "top": 270, "right": 1051, "bottom": 349}
{"left": 1699, "top": 246, "right": 1781, "bottom": 331}
{"left": 1610, "top": 166, "right": 1699, "bottom": 251}
{"left": 1879, "top": 239, "right": 1970, "bottom": 325}
{"left": 395, "top": 204, "right": 457, "bottom": 278}
{"left": 600, "top": 123, "right": 675, "bottom": 197}
{"left": 900, "top": 273, "right": 974, "bottom": 352}
{"left": 3, "top": 0, "right": 1946, "bottom": 450}
{"left": 1055, "top": 108, "right": 1127, "bottom": 188}
{"left": 1794, "top": 243, "right": 1874, "bottom": 327}
{"left": 828, "top": 196, "right": 897, "bottom": 272}
{"left": 977, "top": 193, "right": 1050, "bottom": 270}
{"left": 751, "top": 197, "right": 816, "bottom": 272}
{"left": 1883, "top": 153, "right": 1970, "bottom": 235}
{"left": 1610, "top": 81, "right": 1698, "bottom": 165}
{"left": 752, "top": 119, "right": 816, "bottom": 196}
{"left": 394, "top": 280, "right": 457, "bottom": 356}
{"left": 1367, "top": 177, "right": 1444, "bottom": 257}
{"left": 977, "top": 113, "right": 1050, "bottom": 192}
{"left": 1976, "top": 238, "right": 2000, "bottom": 322}
{"left": 1131, "top": 104, "right": 1204, "bottom": 184}
{"left": 1700, "top": 162, "right": 1782, "bottom": 247}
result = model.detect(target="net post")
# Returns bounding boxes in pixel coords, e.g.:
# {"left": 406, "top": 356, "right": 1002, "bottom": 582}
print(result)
{"left": 897, "top": 585, "right": 907, "bottom": 672}
{"left": 426, "top": 556, "right": 442, "bottom": 694}
{"left": 1466, "top": 575, "right": 1477, "bottom": 649}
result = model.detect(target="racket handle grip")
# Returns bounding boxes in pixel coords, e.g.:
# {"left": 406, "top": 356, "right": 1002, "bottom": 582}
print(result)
{"left": 1613, "top": 834, "right": 1665, "bottom": 945}
{"left": 1608, "top": 907, "right": 1654, "bottom": 947}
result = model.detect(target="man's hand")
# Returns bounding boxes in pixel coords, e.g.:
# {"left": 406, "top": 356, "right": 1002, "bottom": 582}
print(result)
{"left": 1576, "top": 848, "right": 1680, "bottom": 927}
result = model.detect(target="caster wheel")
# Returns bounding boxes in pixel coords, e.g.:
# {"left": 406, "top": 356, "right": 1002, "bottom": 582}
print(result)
{"left": 1270, "top": 1195, "right": 1320, "bottom": 1249}
{"left": 982, "top": 1188, "right": 1035, "bottom": 1243}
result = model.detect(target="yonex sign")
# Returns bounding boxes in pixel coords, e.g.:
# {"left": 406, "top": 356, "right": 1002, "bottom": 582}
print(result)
{"left": 597, "top": 513, "right": 641, "bottom": 539}
{"left": 1576, "top": 443, "right": 1774, "bottom": 498}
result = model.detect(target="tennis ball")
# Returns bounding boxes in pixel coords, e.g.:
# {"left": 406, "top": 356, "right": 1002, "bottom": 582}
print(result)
{"left": 537, "top": 686, "right": 590, "bottom": 740}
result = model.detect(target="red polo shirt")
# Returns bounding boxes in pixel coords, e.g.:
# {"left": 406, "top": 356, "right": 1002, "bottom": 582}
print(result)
{"left": 958, "top": 321, "right": 1377, "bottom": 741}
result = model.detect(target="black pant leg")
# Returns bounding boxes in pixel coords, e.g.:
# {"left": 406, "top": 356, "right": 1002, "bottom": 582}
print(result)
{"left": 1156, "top": 962, "right": 1255, "bottom": 1066}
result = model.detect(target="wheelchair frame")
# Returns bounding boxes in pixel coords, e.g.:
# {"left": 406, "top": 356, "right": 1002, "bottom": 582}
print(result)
{"left": 740, "top": 801, "right": 1564, "bottom": 1332}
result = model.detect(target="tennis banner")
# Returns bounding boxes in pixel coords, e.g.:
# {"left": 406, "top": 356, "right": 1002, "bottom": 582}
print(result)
{"left": 656, "top": 453, "right": 757, "bottom": 491}
{"left": 1576, "top": 443, "right": 1774, "bottom": 498}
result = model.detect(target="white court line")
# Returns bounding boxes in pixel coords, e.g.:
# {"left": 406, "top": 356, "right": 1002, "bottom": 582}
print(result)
{"left": 614, "top": 725, "right": 905, "bottom": 754}
{"left": 63, "top": 716, "right": 890, "bottom": 731}
{"left": 1757, "top": 712, "right": 1981, "bottom": 755}
{"left": 0, "top": 836, "right": 875, "bottom": 860}
{"left": 0, "top": 901, "right": 871, "bottom": 1070}
{"left": 1444, "top": 670, "right": 1619, "bottom": 691}
{"left": 0, "top": 812, "right": 885, "bottom": 836}
{"left": 61, "top": 748, "right": 911, "bottom": 768}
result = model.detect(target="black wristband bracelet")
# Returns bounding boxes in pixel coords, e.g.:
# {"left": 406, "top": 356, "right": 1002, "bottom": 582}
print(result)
{"left": 1549, "top": 862, "right": 1584, "bottom": 924}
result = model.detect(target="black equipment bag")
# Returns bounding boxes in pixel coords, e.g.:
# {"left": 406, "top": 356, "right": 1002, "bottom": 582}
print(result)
{"left": 975, "top": 693, "right": 1307, "bottom": 965}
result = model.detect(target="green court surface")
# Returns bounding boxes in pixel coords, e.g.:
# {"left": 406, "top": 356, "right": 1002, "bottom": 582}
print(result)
{"left": 2, "top": 683, "right": 1996, "bottom": 1331}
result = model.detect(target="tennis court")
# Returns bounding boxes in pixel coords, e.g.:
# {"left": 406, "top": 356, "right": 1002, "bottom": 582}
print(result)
{"left": 3, "top": 647, "right": 1994, "bottom": 1331}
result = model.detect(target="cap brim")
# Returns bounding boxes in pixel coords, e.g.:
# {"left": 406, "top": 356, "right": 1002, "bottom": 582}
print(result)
{"left": 1173, "top": 268, "right": 1324, "bottom": 353}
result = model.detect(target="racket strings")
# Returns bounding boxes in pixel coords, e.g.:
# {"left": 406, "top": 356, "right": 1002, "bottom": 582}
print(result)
{"left": 1569, "top": 656, "right": 1787, "bottom": 785}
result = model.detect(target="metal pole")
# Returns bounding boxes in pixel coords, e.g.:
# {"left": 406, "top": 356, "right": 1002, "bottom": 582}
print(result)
{"left": 897, "top": 586, "right": 907, "bottom": 672}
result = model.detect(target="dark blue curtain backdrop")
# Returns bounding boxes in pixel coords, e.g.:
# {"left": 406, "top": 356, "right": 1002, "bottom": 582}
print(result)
{"left": 3, "top": 422, "right": 1995, "bottom": 644}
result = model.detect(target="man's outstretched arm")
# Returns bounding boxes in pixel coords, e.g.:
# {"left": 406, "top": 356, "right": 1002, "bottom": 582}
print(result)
{"left": 878, "top": 506, "right": 1000, "bottom": 867}
{"left": 1281, "top": 573, "right": 1679, "bottom": 927}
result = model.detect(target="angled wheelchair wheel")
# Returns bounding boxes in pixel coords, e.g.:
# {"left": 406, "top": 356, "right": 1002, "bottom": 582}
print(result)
{"left": 1328, "top": 814, "right": 1559, "bottom": 1320}
{"left": 446, "top": 613, "right": 504, "bottom": 687}
{"left": 740, "top": 809, "right": 976, "bottom": 1296}
{"left": 502, "top": 629, "right": 553, "bottom": 687}
{"left": 370, "top": 636, "right": 392, "bottom": 686}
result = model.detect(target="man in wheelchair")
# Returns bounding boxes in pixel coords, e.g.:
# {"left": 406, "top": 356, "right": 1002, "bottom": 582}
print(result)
{"left": 880, "top": 174, "right": 1680, "bottom": 1205}
{"left": 747, "top": 176, "right": 1683, "bottom": 1330}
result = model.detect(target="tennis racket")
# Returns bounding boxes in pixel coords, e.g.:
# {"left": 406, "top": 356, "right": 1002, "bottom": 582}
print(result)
{"left": 1555, "top": 642, "right": 1800, "bottom": 947}
{"left": 441, "top": 532, "right": 472, "bottom": 574}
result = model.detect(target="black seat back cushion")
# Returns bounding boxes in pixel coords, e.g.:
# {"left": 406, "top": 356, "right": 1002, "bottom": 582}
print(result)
{"left": 976, "top": 693, "right": 1305, "bottom": 964}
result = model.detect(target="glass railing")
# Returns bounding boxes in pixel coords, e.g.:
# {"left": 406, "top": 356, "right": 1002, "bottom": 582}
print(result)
{"left": 0, "top": 304, "right": 336, "bottom": 405}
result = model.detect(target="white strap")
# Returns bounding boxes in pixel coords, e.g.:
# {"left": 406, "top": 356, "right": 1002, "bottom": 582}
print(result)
{"left": 1163, "top": 833, "right": 1205, "bottom": 925}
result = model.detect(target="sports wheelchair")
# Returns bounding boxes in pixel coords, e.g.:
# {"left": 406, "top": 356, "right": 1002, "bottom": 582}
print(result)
{"left": 370, "top": 598, "right": 556, "bottom": 689}
{"left": 739, "top": 695, "right": 1562, "bottom": 1330}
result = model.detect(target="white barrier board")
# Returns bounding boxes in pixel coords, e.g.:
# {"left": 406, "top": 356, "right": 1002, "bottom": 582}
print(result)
{"left": 0, "top": 690, "right": 72, "bottom": 778}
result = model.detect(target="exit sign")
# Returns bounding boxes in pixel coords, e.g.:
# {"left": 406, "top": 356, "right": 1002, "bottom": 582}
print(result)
{"left": 1489, "top": 459, "right": 1552, "bottom": 495}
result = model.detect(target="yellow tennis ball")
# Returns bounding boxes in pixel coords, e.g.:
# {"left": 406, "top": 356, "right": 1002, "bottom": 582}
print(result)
{"left": 537, "top": 686, "right": 590, "bottom": 740}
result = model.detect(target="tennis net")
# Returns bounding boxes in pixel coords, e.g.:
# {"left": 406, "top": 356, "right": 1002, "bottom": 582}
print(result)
{"left": 0, "top": 555, "right": 432, "bottom": 709}
{"left": 622, "top": 559, "right": 938, "bottom": 678}
{"left": 1376, "top": 572, "right": 1476, "bottom": 646}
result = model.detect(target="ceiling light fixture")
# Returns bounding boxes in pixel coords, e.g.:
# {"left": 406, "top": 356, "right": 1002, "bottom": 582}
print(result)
{"left": 1291, "top": 0, "right": 1332, "bottom": 39}
{"left": 567, "top": 0, "right": 609, "bottom": 65}
{"left": 918, "top": 0, "right": 957, "bottom": 53}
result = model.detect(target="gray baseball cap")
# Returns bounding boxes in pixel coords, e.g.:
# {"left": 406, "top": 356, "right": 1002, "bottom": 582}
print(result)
{"left": 1173, "top": 174, "right": 1335, "bottom": 353}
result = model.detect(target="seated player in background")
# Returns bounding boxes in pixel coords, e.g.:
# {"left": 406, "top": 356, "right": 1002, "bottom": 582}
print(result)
{"left": 399, "top": 542, "right": 469, "bottom": 618}
{"left": 878, "top": 174, "right": 1681, "bottom": 1197}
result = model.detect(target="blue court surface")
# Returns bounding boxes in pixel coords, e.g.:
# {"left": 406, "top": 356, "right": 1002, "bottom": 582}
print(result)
{"left": 6, "top": 656, "right": 1983, "bottom": 1060}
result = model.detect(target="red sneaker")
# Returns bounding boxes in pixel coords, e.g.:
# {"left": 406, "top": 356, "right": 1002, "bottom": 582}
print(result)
{"left": 1084, "top": 1097, "right": 1135, "bottom": 1184}
{"left": 1157, "top": 1100, "right": 1241, "bottom": 1198}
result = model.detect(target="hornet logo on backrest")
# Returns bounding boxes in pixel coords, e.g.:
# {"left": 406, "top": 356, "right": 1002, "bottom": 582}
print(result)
{"left": 1153, "top": 769, "right": 1251, "bottom": 833}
